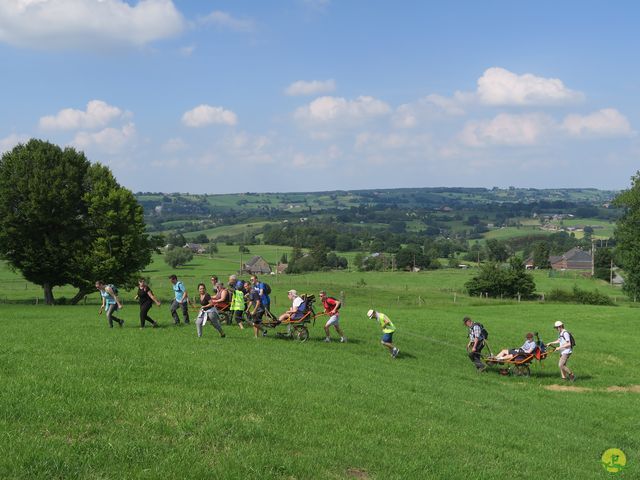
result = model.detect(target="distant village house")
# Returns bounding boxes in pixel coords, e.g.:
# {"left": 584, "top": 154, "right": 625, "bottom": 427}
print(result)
{"left": 184, "top": 243, "right": 206, "bottom": 254}
{"left": 525, "top": 247, "right": 593, "bottom": 273}
{"left": 242, "top": 256, "right": 272, "bottom": 275}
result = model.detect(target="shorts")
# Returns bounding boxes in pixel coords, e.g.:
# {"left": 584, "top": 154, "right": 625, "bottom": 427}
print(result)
{"left": 325, "top": 314, "right": 340, "bottom": 327}
{"left": 508, "top": 348, "right": 524, "bottom": 355}
{"left": 381, "top": 332, "right": 394, "bottom": 343}
{"left": 251, "top": 310, "right": 264, "bottom": 324}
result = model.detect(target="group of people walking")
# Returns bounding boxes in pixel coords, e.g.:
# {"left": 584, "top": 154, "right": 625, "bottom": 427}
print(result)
{"left": 97, "top": 276, "right": 577, "bottom": 372}
{"left": 94, "top": 274, "right": 354, "bottom": 343}
{"left": 463, "top": 316, "right": 576, "bottom": 380}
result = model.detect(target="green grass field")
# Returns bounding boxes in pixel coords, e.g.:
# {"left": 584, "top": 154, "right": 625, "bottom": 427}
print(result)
{"left": 1, "top": 257, "right": 638, "bottom": 479}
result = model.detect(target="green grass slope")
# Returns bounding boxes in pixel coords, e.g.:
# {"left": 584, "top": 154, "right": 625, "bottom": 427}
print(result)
{"left": 1, "top": 262, "right": 638, "bottom": 479}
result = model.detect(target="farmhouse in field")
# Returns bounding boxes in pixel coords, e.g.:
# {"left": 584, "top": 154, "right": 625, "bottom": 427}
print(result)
{"left": 242, "top": 255, "right": 272, "bottom": 275}
{"left": 550, "top": 247, "right": 593, "bottom": 272}
{"left": 525, "top": 247, "right": 593, "bottom": 272}
{"left": 184, "top": 243, "right": 206, "bottom": 254}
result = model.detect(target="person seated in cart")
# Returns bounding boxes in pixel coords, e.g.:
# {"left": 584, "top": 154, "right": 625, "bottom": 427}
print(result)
{"left": 278, "top": 289, "right": 304, "bottom": 323}
{"left": 493, "top": 332, "right": 537, "bottom": 361}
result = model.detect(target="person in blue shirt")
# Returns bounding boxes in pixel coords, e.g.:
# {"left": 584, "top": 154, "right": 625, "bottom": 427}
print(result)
{"left": 250, "top": 275, "right": 271, "bottom": 316}
{"left": 169, "top": 274, "right": 189, "bottom": 325}
{"left": 96, "top": 280, "right": 124, "bottom": 328}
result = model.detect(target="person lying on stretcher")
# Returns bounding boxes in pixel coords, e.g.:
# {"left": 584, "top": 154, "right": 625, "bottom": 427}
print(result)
{"left": 493, "top": 333, "right": 536, "bottom": 361}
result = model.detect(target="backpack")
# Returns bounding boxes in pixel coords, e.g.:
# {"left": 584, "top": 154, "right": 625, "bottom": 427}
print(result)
{"left": 474, "top": 322, "right": 489, "bottom": 340}
{"left": 262, "top": 283, "right": 271, "bottom": 295}
{"left": 564, "top": 331, "right": 576, "bottom": 348}
{"left": 108, "top": 284, "right": 119, "bottom": 295}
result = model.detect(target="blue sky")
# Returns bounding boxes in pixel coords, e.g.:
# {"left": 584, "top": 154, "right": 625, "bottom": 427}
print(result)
{"left": 1, "top": 0, "right": 639, "bottom": 193}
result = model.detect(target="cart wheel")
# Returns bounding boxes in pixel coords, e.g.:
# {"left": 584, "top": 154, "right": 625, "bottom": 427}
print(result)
{"left": 295, "top": 326, "right": 309, "bottom": 342}
{"left": 514, "top": 365, "right": 531, "bottom": 377}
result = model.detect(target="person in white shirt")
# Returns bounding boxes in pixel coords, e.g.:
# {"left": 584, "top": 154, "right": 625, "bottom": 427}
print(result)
{"left": 278, "top": 289, "right": 303, "bottom": 323}
{"left": 547, "top": 321, "right": 575, "bottom": 381}
{"left": 494, "top": 333, "right": 537, "bottom": 361}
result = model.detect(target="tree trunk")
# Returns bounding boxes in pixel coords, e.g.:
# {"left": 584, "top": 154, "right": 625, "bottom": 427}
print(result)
{"left": 70, "top": 288, "right": 91, "bottom": 305}
{"left": 43, "top": 283, "right": 55, "bottom": 305}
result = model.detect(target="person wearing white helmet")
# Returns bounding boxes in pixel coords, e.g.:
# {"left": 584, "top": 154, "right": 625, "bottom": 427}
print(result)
{"left": 368, "top": 309, "right": 399, "bottom": 358}
{"left": 547, "top": 321, "right": 575, "bottom": 381}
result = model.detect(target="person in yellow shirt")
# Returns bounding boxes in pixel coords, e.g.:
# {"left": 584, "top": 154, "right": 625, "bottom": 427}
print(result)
{"left": 367, "top": 309, "right": 399, "bottom": 358}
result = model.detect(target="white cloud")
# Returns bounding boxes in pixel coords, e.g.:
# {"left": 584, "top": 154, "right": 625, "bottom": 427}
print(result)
{"left": 562, "top": 108, "right": 633, "bottom": 138}
{"left": 424, "top": 93, "right": 472, "bottom": 115}
{"left": 294, "top": 95, "right": 391, "bottom": 125}
{"left": 162, "top": 137, "right": 187, "bottom": 152}
{"left": 477, "top": 67, "right": 583, "bottom": 106}
{"left": 0, "top": 0, "right": 185, "bottom": 50}
{"left": 40, "top": 100, "right": 124, "bottom": 130}
{"left": 285, "top": 79, "right": 336, "bottom": 96}
{"left": 392, "top": 92, "right": 471, "bottom": 128}
{"left": 72, "top": 122, "right": 136, "bottom": 153}
{"left": 0, "top": 133, "right": 29, "bottom": 153}
{"left": 459, "top": 113, "right": 555, "bottom": 147}
{"left": 181, "top": 104, "right": 238, "bottom": 127}
{"left": 198, "top": 10, "right": 255, "bottom": 32}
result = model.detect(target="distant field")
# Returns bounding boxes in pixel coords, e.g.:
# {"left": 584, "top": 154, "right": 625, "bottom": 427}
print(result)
{"left": 548, "top": 218, "right": 616, "bottom": 239}
{"left": 483, "top": 225, "right": 549, "bottom": 240}
{"left": 183, "top": 221, "right": 274, "bottom": 241}
{"left": 1, "top": 259, "right": 638, "bottom": 478}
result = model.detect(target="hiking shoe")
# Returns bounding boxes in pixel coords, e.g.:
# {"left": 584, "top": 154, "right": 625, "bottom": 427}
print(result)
{"left": 262, "top": 330, "right": 268, "bottom": 337}
{"left": 152, "top": 322, "right": 158, "bottom": 328}
{"left": 340, "top": 337, "right": 347, "bottom": 343}
{"left": 392, "top": 347, "right": 399, "bottom": 358}
{"left": 569, "top": 374, "right": 576, "bottom": 382}
{"left": 324, "top": 337, "right": 331, "bottom": 343}
{"left": 477, "top": 365, "right": 487, "bottom": 373}
{"left": 119, "top": 320, "right": 124, "bottom": 328}
{"left": 220, "top": 333, "right": 226, "bottom": 338}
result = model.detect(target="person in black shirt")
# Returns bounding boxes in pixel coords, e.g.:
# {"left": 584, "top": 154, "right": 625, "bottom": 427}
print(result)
{"left": 136, "top": 279, "right": 161, "bottom": 328}
{"left": 245, "top": 281, "right": 266, "bottom": 338}
{"left": 194, "top": 283, "right": 225, "bottom": 338}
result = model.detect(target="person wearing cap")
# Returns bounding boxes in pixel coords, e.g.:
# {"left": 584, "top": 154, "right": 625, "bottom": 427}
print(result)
{"left": 278, "top": 289, "right": 303, "bottom": 324}
{"left": 463, "top": 316, "right": 486, "bottom": 371}
{"left": 547, "top": 321, "right": 575, "bottom": 381}
{"left": 320, "top": 291, "right": 346, "bottom": 343}
{"left": 169, "top": 274, "right": 189, "bottom": 325}
{"left": 493, "top": 333, "right": 536, "bottom": 361}
{"left": 367, "top": 309, "right": 399, "bottom": 358}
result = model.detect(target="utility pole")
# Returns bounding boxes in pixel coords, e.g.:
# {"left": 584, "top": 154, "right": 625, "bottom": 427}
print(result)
{"left": 610, "top": 259, "right": 614, "bottom": 285}
{"left": 591, "top": 239, "right": 595, "bottom": 277}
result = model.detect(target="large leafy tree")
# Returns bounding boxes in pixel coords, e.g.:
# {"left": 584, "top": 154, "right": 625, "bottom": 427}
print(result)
{"left": 68, "top": 164, "right": 152, "bottom": 303}
{"left": 614, "top": 172, "right": 640, "bottom": 299}
{"left": 465, "top": 257, "right": 536, "bottom": 298}
{"left": 0, "top": 139, "right": 151, "bottom": 304}
{"left": 0, "top": 140, "right": 90, "bottom": 304}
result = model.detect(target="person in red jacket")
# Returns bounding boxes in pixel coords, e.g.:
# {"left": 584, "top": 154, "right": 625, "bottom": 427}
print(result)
{"left": 319, "top": 291, "right": 346, "bottom": 343}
